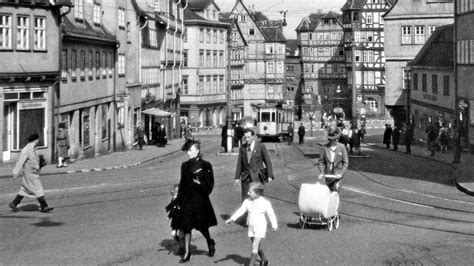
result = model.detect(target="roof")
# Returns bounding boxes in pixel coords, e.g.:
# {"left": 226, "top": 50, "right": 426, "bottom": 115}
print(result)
{"left": 408, "top": 24, "right": 454, "bottom": 67}
{"left": 286, "top": 39, "right": 299, "bottom": 55}
{"left": 187, "top": 0, "right": 220, "bottom": 11}
{"left": 62, "top": 16, "right": 117, "bottom": 44}
{"left": 296, "top": 12, "right": 342, "bottom": 32}
{"left": 261, "top": 27, "right": 286, "bottom": 42}
{"left": 184, "top": 9, "right": 205, "bottom": 20}
{"left": 341, "top": 0, "right": 396, "bottom": 11}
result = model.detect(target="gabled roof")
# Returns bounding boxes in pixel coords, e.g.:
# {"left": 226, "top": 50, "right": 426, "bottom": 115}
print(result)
{"left": 261, "top": 27, "right": 286, "bottom": 42}
{"left": 341, "top": 0, "right": 396, "bottom": 11}
{"left": 295, "top": 12, "right": 342, "bottom": 32}
{"left": 408, "top": 24, "right": 454, "bottom": 68}
{"left": 62, "top": 16, "right": 117, "bottom": 44}
{"left": 219, "top": 17, "right": 248, "bottom": 46}
{"left": 187, "top": 0, "right": 220, "bottom": 11}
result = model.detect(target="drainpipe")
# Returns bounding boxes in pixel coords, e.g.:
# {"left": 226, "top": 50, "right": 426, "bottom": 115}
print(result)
{"left": 176, "top": 0, "right": 187, "bottom": 139}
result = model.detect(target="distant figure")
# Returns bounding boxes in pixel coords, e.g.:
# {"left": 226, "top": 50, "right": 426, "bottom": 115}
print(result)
{"left": 392, "top": 124, "right": 401, "bottom": 151}
{"left": 339, "top": 125, "right": 350, "bottom": 148}
{"left": 234, "top": 122, "right": 245, "bottom": 147}
{"left": 184, "top": 124, "right": 193, "bottom": 141}
{"left": 298, "top": 123, "right": 306, "bottom": 145}
{"left": 9, "top": 134, "right": 54, "bottom": 213}
{"left": 359, "top": 125, "right": 366, "bottom": 142}
{"left": 452, "top": 124, "right": 463, "bottom": 163}
{"left": 221, "top": 124, "right": 229, "bottom": 152}
{"left": 425, "top": 122, "right": 437, "bottom": 156}
{"left": 437, "top": 124, "right": 449, "bottom": 153}
{"left": 287, "top": 124, "right": 294, "bottom": 145}
{"left": 134, "top": 123, "right": 145, "bottom": 150}
{"left": 151, "top": 122, "right": 161, "bottom": 145}
{"left": 349, "top": 125, "right": 361, "bottom": 154}
{"left": 383, "top": 124, "right": 392, "bottom": 148}
{"left": 158, "top": 124, "right": 167, "bottom": 147}
{"left": 404, "top": 123, "right": 414, "bottom": 154}
{"left": 56, "top": 122, "right": 70, "bottom": 168}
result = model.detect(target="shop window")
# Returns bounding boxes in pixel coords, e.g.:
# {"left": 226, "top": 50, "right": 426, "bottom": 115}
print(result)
{"left": 80, "top": 109, "right": 90, "bottom": 147}
{"left": 19, "top": 108, "right": 45, "bottom": 148}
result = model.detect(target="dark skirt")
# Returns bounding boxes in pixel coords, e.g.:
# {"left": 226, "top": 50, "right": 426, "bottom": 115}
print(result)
{"left": 176, "top": 189, "right": 217, "bottom": 232}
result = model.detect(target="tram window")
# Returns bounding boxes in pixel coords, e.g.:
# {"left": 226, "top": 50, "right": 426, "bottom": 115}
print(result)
{"left": 261, "top": 112, "right": 270, "bottom": 122}
{"left": 272, "top": 112, "right": 276, "bottom": 122}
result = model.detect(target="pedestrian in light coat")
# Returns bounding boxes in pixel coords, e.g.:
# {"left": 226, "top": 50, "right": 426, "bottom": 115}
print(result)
{"left": 234, "top": 128, "right": 274, "bottom": 202}
{"left": 318, "top": 125, "right": 349, "bottom": 191}
{"left": 9, "top": 133, "right": 54, "bottom": 213}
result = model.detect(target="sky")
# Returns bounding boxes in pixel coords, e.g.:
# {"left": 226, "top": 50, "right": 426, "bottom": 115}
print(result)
{"left": 214, "top": 0, "right": 347, "bottom": 40}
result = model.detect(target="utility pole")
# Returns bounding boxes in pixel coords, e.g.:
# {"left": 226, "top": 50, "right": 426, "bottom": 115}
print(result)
{"left": 226, "top": 22, "right": 233, "bottom": 153}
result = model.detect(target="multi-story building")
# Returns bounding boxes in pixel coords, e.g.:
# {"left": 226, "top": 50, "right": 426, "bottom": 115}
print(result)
{"left": 227, "top": 0, "right": 286, "bottom": 120}
{"left": 342, "top": 0, "right": 395, "bottom": 120}
{"left": 455, "top": 0, "right": 474, "bottom": 152}
{"left": 0, "top": 0, "right": 70, "bottom": 162}
{"left": 59, "top": 0, "right": 118, "bottom": 159}
{"left": 296, "top": 12, "right": 347, "bottom": 122}
{"left": 383, "top": 0, "right": 453, "bottom": 125}
{"left": 181, "top": 0, "right": 229, "bottom": 128}
{"left": 407, "top": 25, "right": 455, "bottom": 142}
{"left": 284, "top": 39, "right": 299, "bottom": 113}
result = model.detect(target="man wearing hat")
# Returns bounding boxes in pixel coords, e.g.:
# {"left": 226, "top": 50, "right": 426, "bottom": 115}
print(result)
{"left": 317, "top": 125, "right": 349, "bottom": 191}
{"left": 9, "top": 133, "right": 54, "bottom": 213}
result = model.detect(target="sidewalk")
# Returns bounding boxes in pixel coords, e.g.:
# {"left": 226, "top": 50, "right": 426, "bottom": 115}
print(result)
{"left": 0, "top": 139, "right": 185, "bottom": 179}
{"left": 293, "top": 135, "right": 474, "bottom": 196}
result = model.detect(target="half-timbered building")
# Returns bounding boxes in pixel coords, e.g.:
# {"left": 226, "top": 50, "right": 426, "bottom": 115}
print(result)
{"left": 342, "top": 0, "right": 395, "bottom": 120}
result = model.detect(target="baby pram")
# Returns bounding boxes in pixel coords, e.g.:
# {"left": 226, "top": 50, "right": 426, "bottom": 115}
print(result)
{"left": 298, "top": 176, "right": 340, "bottom": 231}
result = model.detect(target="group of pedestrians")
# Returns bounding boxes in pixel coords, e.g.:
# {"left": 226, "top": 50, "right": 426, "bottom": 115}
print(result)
{"left": 220, "top": 121, "right": 245, "bottom": 152}
{"left": 134, "top": 122, "right": 168, "bottom": 150}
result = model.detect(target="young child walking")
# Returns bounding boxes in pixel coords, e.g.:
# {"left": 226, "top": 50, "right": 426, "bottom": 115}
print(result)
{"left": 166, "top": 184, "right": 184, "bottom": 255}
{"left": 225, "top": 182, "right": 278, "bottom": 266}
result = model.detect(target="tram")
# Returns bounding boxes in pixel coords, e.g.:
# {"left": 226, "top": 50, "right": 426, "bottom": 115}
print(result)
{"left": 253, "top": 103, "right": 294, "bottom": 141}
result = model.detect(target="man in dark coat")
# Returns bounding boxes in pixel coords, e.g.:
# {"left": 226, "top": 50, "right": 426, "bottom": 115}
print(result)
{"left": 221, "top": 124, "right": 228, "bottom": 152}
{"left": 287, "top": 124, "right": 294, "bottom": 145}
{"left": 234, "top": 128, "right": 274, "bottom": 201}
{"left": 392, "top": 124, "right": 401, "bottom": 151}
{"left": 383, "top": 124, "right": 392, "bottom": 148}
{"left": 157, "top": 124, "right": 167, "bottom": 147}
{"left": 234, "top": 122, "right": 244, "bottom": 147}
{"left": 298, "top": 123, "right": 306, "bottom": 144}
{"left": 404, "top": 122, "right": 414, "bottom": 154}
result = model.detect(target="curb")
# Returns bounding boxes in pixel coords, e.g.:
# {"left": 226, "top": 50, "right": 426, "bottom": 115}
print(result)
{"left": 0, "top": 148, "right": 182, "bottom": 179}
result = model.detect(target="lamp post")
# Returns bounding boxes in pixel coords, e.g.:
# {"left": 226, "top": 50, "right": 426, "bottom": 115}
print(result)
{"left": 226, "top": 22, "right": 233, "bottom": 153}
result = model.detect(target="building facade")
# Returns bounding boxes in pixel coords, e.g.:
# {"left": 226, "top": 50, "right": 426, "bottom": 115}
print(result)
{"left": 227, "top": 18, "right": 246, "bottom": 121}
{"left": 408, "top": 25, "right": 455, "bottom": 142}
{"left": 383, "top": 0, "right": 453, "bottom": 125}
{"left": 284, "top": 39, "right": 299, "bottom": 112}
{"left": 342, "top": 0, "right": 395, "bottom": 120}
{"left": 0, "top": 0, "right": 65, "bottom": 162}
{"left": 296, "top": 12, "right": 347, "bottom": 122}
{"left": 455, "top": 0, "right": 474, "bottom": 152}
{"left": 181, "top": 0, "right": 229, "bottom": 128}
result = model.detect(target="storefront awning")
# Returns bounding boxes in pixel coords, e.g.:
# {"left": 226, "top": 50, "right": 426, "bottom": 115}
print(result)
{"left": 142, "top": 108, "right": 172, "bottom": 117}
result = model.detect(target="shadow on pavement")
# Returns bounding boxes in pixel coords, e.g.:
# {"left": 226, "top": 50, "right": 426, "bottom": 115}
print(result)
{"left": 31, "top": 217, "right": 64, "bottom": 227}
{"left": 213, "top": 254, "right": 248, "bottom": 265}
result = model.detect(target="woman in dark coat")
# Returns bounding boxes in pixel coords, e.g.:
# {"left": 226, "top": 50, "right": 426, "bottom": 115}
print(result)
{"left": 383, "top": 124, "right": 392, "bottom": 148}
{"left": 392, "top": 124, "right": 401, "bottom": 151}
{"left": 174, "top": 140, "right": 217, "bottom": 263}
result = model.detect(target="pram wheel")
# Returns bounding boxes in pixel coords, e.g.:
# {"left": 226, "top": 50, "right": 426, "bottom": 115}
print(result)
{"left": 334, "top": 215, "right": 340, "bottom": 229}
{"left": 327, "top": 219, "right": 334, "bottom": 231}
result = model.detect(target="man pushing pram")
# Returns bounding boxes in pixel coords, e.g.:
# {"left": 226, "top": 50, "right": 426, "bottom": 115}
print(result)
{"left": 317, "top": 125, "right": 349, "bottom": 191}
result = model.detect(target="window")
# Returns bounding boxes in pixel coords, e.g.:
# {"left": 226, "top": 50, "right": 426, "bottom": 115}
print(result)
{"left": 95, "top": 51, "right": 101, "bottom": 78}
{"left": 17, "top": 16, "right": 29, "bottom": 50}
{"left": 118, "top": 53, "right": 125, "bottom": 76}
{"left": 118, "top": 8, "right": 125, "bottom": 28}
{"left": 102, "top": 52, "right": 107, "bottom": 77}
{"left": 414, "top": 26, "right": 425, "bottom": 44}
{"left": 213, "top": 50, "right": 217, "bottom": 67}
{"left": 93, "top": 2, "right": 101, "bottom": 25}
{"left": 355, "top": 51, "right": 361, "bottom": 62}
{"left": 367, "top": 32, "right": 373, "bottom": 42}
{"left": 206, "top": 50, "right": 211, "bottom": 67}
{"left": 401, "top": 26, "right": 411, "bottom": 44}
{"left": 101, "top": 104, "right": 108, "bottom": 140}
{"left": 0, "top": 14, "right": 12, "bottom": 49}
{"left": 219, "top": 30, "right": 224, "bottom": 43}
{"left": 443, "top": 75, "right": 450, "bottom": 96}
{"left": 33, "top": 17, "right": 46, "bottom": 50}
{"left": 213, "top": 76, "right": 217, "bottom": 93}
{"left": 148, "top": 23, "right": 157, "bottom": 47}
{"left": 428, "top": 26, "right": 436, "bottom": 36}
{"left": 402, "top": 68, "right": 409, "bottom": 90}
{"left": 266, "top": 62, "right": 274, "bottom": 73}
{"left": 432, "top": 74, "right": 438, "bottom": 94}
{"left": 74, "top": 0, "right": 84, "bottom": 20}
{"left": 183, "top": 29, "right": 187, "bottom": 43}
{"left": 278, "top": 44, "right": 284, "bottom": 54}
{"left": 198, "top": 76, "right": 204, "bottom": 94}
{"left": 71, "top": 50, "right": 77, "bottom": 80}
{"left": 182, "top": 76, "right": 188, "bottom": 94}
{"left": 183, "top": 50, "right": 188, "bottom": 67}
{"left": 219, "top": 50, "right": 224, "bottom": 67}
{"left": 199, "top": 28, "right": 204, "bottom": 43}
{"left": 266, "top": 44, "right": 274, "bottom": 54}
{"left": 206, "top": 29, "right": 211, "bottom": 43}
{"left": 213, "top": 29, "right": 217, "bottom": 43}
{"left": 79, "top": 50, "right": 85, "bottom": 79}
{"left": 61, "top": 49, "right": 67, "bottom": 79}
{"left": 249, "top": 28, "right": 255, "bottom": 35}
{"left": 413, "top": 73, "right": 418, "bottom": 90}
{"left": 422, "top": 74, "right": 427, "bottom": 92}
{"left": 277, "top": 62, "right": 283, "bottom": 74}
{"left": 88, "top": 51, "right": 93, "bottom": 78}
{"left": 366, "top": 13, "right": 373, "bottom": 24}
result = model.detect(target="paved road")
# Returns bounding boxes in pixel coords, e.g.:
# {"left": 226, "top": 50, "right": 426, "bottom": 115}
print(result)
{"left": 0, "top": 136, "right": 473, "bottom": 265}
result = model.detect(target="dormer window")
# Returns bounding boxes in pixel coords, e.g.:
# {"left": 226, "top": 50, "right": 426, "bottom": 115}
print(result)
{"left": 74, "top": 0, "right": 84, "bottom": 20}
{"left": 93, "top": 2, "right": 101, "bottom": 25}
{"left": 249, "top": 28, "right": 255, "bottom": 35}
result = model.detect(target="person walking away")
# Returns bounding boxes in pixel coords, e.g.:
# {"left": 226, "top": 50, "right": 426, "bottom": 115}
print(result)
{"left": 298, "top": 123, "right": 306, "bottom": 145}
{"left": 56, "top": 122, "right": 70, "bottom": 168}
{"left": 225, "top": 182, "right": 278, "bottom": 266}
{"left": 318, "top": 125, "right": 349, "bottom": 192}
{"left": 426, "top": 122, "right": 437, "bottom": 156}
{"left": 158, "top": 124, "right": 167, "bottom": 147}
{"left": 221, "top": 123, "right": 228, "bottom": 152}
{"left": 234, "top": 122, "right": 245, "bottom": 147}
{"left": 404, "top": 122, "right": 414, "bottom": 154}
{"left": 287, "top": 124, "right": 294, "bottom": 145}
{"left": 383, "top": 124, "right": 392, "bottom": 148}
{"left": 134, "top": 123, "right": 146, "bottom": 150}
{"left": 173, "top": 140, "right": 217, "bottom": 263}
{"left": 438, "top": 124, "right": 449, "bottom": 152}
{"left": 235, "top": 128, "right": 274, "bottom": 201}
{"left": 452, "top": 124, "right": 463, "bottom": 163}
{"left": 359, "top": 125, "right": 366, "bottom": 142}
{"left": 9, "top": 134, "right": 54, "bottom": 213}
{"left": 152, "top": 122, "right": 160, "bottom": 145}
{"left": 349, "top": 125, "right": 361, "bottom": 154}
{"left": 392, "top": 124, "right": 401, "bottom": 151}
